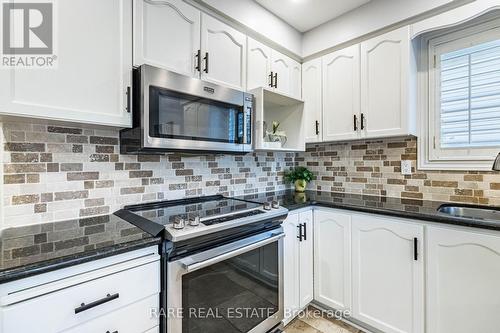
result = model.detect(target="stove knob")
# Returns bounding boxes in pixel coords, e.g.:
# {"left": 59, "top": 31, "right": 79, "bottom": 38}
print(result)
{"left": 263, "top": 202, "right": 272, "bottom": 211}
{"left": 271, "top": 200, "right": 280, "bottom": 209}
{"left": 173, "top": 216, "right": 185, "bottom": 230}
{"left": 189, "top": 216, "right": 200, "bottom": 226}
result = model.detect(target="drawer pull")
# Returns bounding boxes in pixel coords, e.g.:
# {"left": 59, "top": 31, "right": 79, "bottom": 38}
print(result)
{"left": 74, "top": 293, "right": 119, "bottom": 314}
{"left": 106, "top": 331, "right": 118, "bottom": 333}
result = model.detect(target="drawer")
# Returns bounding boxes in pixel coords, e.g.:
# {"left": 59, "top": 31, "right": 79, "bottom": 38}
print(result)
{"left": 63, "top": 295, "right": 159, "bottom": 333}
{"left": 1, "top": 260, "right": 160, "bottom": 333}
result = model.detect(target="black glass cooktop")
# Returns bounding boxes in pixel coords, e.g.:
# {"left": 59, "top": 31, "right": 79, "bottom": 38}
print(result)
{"left": 125, "top": 195, "right": 263, "bottom": 227}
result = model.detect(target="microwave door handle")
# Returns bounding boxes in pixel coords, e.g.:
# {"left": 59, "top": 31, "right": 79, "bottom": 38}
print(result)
{"left": 180, "top": 233, "right": 284, "bottom": 273}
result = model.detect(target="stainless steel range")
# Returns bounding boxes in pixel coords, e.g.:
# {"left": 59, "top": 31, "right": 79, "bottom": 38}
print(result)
{"left": 116, "top": 195, "right": 288, "bottom": 333}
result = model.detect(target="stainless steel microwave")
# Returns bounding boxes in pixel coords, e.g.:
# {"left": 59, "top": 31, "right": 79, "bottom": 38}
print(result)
{"left": 120, "top": 65, "right": 253, "bottom": 154}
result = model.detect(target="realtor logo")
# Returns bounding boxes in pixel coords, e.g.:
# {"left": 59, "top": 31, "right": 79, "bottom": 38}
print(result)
{"left": 1, "top": 1, "right": 57, "bottom": 68}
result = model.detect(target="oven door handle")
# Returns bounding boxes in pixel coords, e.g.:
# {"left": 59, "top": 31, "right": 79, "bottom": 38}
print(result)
{"left": 180, "top": 232, "right": 284, "bottom": 273}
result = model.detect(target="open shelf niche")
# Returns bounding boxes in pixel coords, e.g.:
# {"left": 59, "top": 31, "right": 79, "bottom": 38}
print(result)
{"left": 250, "top": 87, "right": 305, "bottom": 152}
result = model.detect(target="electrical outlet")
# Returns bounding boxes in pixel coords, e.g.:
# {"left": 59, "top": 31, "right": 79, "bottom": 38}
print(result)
{"left": 401, "top": 160, "right": 412, "bottom": 175}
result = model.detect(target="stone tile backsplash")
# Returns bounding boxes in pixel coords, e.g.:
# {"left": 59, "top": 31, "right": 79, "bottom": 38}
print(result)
{"left": 1, "top": 122, "right": 294, "bottom": 229}
{"left": 298, "top": 137, "right": 500, "bottom": 206}
{"left": 1, "top": 121, "right": 499, "bottom": 230}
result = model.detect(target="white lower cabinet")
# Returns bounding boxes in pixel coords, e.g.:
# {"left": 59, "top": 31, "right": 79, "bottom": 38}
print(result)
{"left": 427, "top": 226, "right": 500, "bottom": 333}
{"left": 0, "top": 246, "right": 160, "bottom": 333}
{"left": 351, "top": 214, "right": 424, "bottom": 333}
{"left": 313, "top": 209, "right": 351, "bottom": 311}
{"left": 283, "top": 210, "right": 313, "bottom": 324}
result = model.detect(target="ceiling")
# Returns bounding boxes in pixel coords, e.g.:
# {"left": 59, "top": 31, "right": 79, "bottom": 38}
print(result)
{"left": 254, "top": 0, "right": 372, "bottom": 32}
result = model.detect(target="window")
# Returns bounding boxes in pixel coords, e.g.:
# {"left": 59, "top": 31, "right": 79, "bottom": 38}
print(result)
{"left": 420, "top": 17, "right": 500, "bottom": 170}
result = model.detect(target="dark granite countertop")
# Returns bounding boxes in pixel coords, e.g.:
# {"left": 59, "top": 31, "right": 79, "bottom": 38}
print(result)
{"left": 238, "top": 190, "right": 500, "bottom": 231}
{"left": 0, "top": 214, "right": 161, "bottom": 284}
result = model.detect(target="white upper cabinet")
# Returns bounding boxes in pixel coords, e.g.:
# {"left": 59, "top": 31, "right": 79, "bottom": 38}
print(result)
{"left": 0, "top": 0, "right": 133, "bottom": 127}
{"left": 133, "top": 0, "right": 200, "bottom": 78}
{"left": 201, "top": 14, "right": 246, "bottom": 90}
{"left": 314, "top": 209, "right": 351, "bottom": 311}
{"left": 360, "top": 26, "right": 414, "bottom": 138}
{"left": 302, "top": 58, "right": 322, "bottom": 143}
{"left": 427, "top": 227, "right": 500, "bottom": 333}
{"left": 351, "top": 214, "right": 424, "bottom": 333}
{"left": 271, "top": 51, "right": 301, "bottom": 99}
{"left": 247, "top": 37, "right": 272, "bottom": 91}
{"left": 322, "top": 44, "right": 361, "bottom": 142}
{"left": 247, "top": 37, "right": 301, "bottom": 99}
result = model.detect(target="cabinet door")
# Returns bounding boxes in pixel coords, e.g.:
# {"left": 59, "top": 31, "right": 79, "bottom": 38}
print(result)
{"left": 302, "top": 58, "right": 322, "bottom": 143}
{"left": 271, "top": 51, "right": 292, "bottom": 96}
{"left": 298, "top": 210, "right": 313, "bottom": 308}
{"left": 427, "top": 227, "right": 500, "bottom": 333}
{"left": 290, "top": 60, "right": 302, "bottom": 100}
{"left": 322, "top": 45, "right": 360, "bottom": 141}
{"left": 133, "top": 0, "right": 200, "bottom": 78}
{"left": 0, "top": 0, "right": 132, "bottom": 127}
{"left": 360, "top": 26, "right": 410, "bottom": 138}
{"left": 352, "top": 214, "right": 424, "bottom": 333}
{"left": 247, "top": 37, "right": 272, "bottom": 91}
{"left": 200, "top": 14, "right": 246, "bottom": 90}
{"left": 283, "top": 213, "right": 300, "bottom": 323}
{"left": 314, "top": 209, "right": 351, "bottom": 311}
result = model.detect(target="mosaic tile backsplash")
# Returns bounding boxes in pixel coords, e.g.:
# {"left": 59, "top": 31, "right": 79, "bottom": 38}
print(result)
{"left": 1, "top": 122, "right": 294, "bottom": 229}
{"left": 1, "top": 121, "right": 500, "bottom": 230}
{"left": 297, "top": 137, "right": 500, "bottom": 206}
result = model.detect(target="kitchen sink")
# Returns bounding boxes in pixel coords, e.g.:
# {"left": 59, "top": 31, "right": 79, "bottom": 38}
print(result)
{"left": 437, "top": 204, "right": 500, "bottom": 222}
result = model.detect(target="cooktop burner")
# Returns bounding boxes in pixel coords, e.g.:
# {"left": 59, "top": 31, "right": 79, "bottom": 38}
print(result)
{"left": 120, "top": 195, "right": 288, "bottom": 242}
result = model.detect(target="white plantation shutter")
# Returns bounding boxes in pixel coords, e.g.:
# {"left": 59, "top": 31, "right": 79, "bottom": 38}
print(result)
{"left": 439, "top": 39, "right": 500, "bottom": 148}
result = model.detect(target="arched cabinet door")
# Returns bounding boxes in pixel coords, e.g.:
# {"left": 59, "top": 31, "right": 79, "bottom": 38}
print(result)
{"left": 200, "top": 14, "right": 246, "bottom": 90}
{"left": 271, "top": 52, "right": 292, "bottom": 96}
{"left": 322, "top": 44, "right": 360, "bottom": 142}
{"left": 427, "top": 226, "right": 500, "bottom": 333}
{"left": 302, "top": 58, "right": 322, "bottom": 143}
{"left": 351, "top": 214, "right": 424, "bottom": 333}
{"left": 247, "top": 37, "right": 272, "bottom": 91}
{"left": 314, "top": 209, "right": 351, "bottom": 311}
{"left": 0, "top": 0, "right": 133, "bottom": 127}
{"left": 360, "top": 26, "right": 412, "bottom": 138}
{"left": 134, "top": 0, "right": 201, "bottom": 78}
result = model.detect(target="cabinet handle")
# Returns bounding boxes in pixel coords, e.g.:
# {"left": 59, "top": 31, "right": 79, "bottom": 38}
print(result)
{"left": 106, "top": 331, "right": 118, "bottom": 333}
{"left": 74, "top": 293, "right": 119, "bottom": 314}
{"left": 203, "top": 52, "right": 209, "bottom": 73}
{"left": 269, "top": 71, "right": 274, "bottom": 87}
{"left": 195, "top": 49, "right": 201, "bottom": 72}
{"left": 361, "top": 113, "right": 365, "bottom": 130}
{"left": 297, "top": 224, "right": 303, "bottom": 242}
{"left": 354, "top": 114, "right": 358, "bottom": 131}
{"left": 302, "top": 223, "right": 307, "bottom": 241}
{"left": 315, "top": 121, "right": 320, "bottom": 135}
{"left": 273, "top": 73, "right": 278, "bottom": 88}
{"left": 414, "top": 238, "right": 418, "bottom": 261}
{"left": 126, "top": 86, "right": 131, "bottom": 113}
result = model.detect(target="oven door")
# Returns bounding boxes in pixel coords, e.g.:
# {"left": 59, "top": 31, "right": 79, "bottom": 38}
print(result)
{"left": 140, "top": 65, "right": 253, "bottom": 153}
{"left": 167, "top": 229, "right": 284, "bottom": 333}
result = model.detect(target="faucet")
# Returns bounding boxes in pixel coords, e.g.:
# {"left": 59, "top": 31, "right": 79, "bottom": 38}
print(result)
{"left": 493, "top": 153, "right": 500, "bottom": 171}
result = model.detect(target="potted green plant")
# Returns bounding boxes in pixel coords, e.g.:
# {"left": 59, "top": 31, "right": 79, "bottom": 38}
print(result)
{"left": 285, "top": 167, "right": 315, "bottom": 192}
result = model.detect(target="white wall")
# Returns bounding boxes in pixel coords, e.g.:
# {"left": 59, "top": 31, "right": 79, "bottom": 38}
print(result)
{"left": 302, "top": 0, "right": 465, "bottom": 57}
{"left": 196, "top": 0, "right": 303, "bottom": 56}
